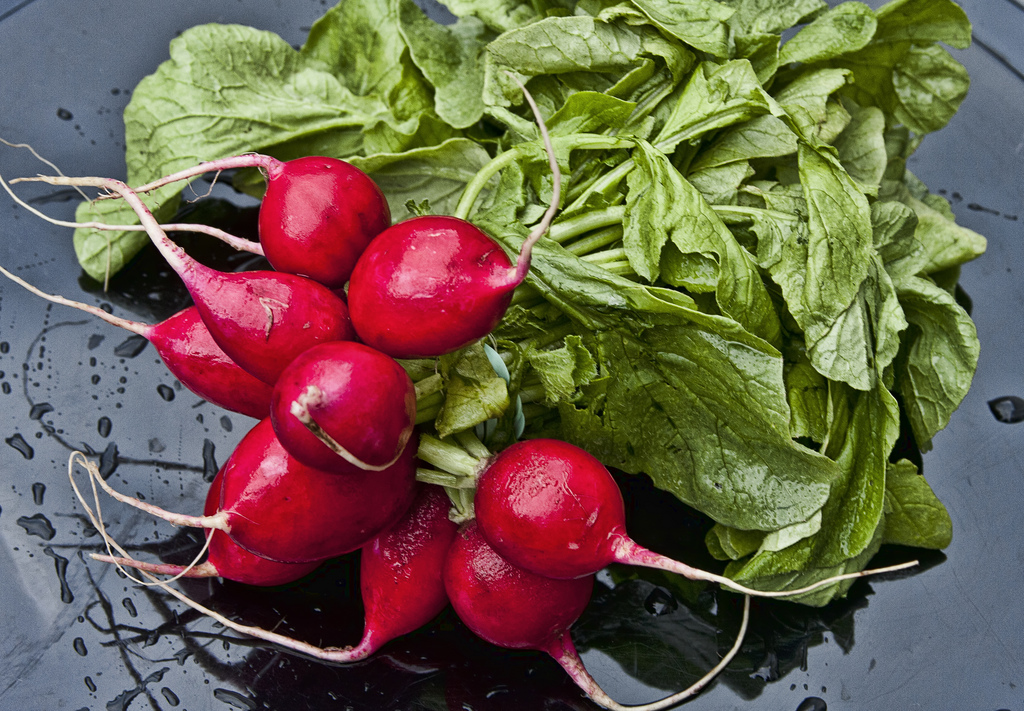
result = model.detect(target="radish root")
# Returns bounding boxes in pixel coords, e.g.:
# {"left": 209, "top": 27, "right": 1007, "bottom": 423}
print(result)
{"left": 67, "top": 451, "right": 217, "bottom": 587}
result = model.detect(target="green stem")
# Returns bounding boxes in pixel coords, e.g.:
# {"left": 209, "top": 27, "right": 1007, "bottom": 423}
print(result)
{"left": 548, "top": 206, "right": 626, "bottom": 244}
{"left": 454, "top": 135, "right": 634, "bottom": 221}
{"left": 415, "top": 467, "right": 476, "bottom": 489}
{"left": 417, "top": 434, "right": 482, "bottom": 479}
{"left": 580, "top": 247, "right": 627, "bottom": 265}
{"left": 711, "top": 204, "right": 800, "bottom": 223}
{"left": 564, "top": 225, "right": 623, "bottom": 256}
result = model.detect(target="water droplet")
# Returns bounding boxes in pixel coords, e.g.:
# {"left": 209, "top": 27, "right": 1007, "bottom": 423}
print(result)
{"left": 202, "top": 439, "right": 218, "bottom": 483}
{"left": 148, "top": 438, "right": 165, "bottom": 453}
{"left": 1, "top": 383, "right": 9, "bottom": 394}
{"left": 213, "top": 688, "right": 257, "bottom": 709}
{"left": 29, "top": 402, "right": 53, "bottom": 420}
{"left": 56, "top": 108, "right": 74, "bottom": 121}
{"left": 643, "top": 587, "right": 678, "bottom": 616}
{"left": 0, "top": 342, "right": 8, "bottom": 354}
{"left": 90, "top": 374, "right": 101, "bottom": 385}
{"left": 87, "top": 334, "right": 105, "bottom": 350}
{"left": 98, "top": 442, "right": 119, "bottom": 479}
{"left": 31, "top": 482, "right": 45, "bottom": 505}
{"left": 122, "top": 597, "right": 138, "bottom": 618}
{"left": 84, "top": 676, "right": 96, "bottom": 692}
{"left": 43, "top": 547, "right": 73, "bottom": 603}
{"left": 17, "top": 513, "right": 56, "bottom": 540}
{"left": 220, "top": 415, "right": 232, "bottom": 432}
{"left": 796, "top": 698, "right": 827, "bottom": 711}
{"left": 160, "top": 687, "right": 180, "bottom": 706}
{"left": 5, "top": 433, "right": 34, "bottom": 459}
{"left": 113, "top": 335, "right": 147, "bottom": 358}
{"left": 988, "top": 396, "right": 1024, "bottom": 424}
{"left": 73, "top": 637, "right": 88, "bottom": 656}
{"left": 157, "top": 384, "right": 175, "bottom": 401}
{"left": 97, "top": 416, "right": 112, "bottom": 437}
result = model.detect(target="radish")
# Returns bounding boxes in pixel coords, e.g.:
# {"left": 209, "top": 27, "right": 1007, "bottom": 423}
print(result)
{"left": 80, "top": 418, "right": 418, "bottom": 563}
{"left": 345, "top": 84, "right": 561, "bottom": 359}
{"left": 340, "top": 484, "right": 459, "bottom": 660}
{"left": 443, "top": 520, "right": 750, "bottom": 711}
{"left": 270, "top": 340, "right": 416, "bottom": 472}
{"left": 24, "top": 175, "right": 355, "bottom": 385}
{"left": 92, "top": 469, "right": 320, "bottom": 586}
{"left": 474, "top": 439, "right": 917, "bottom": 597}
{"left": 0, "top": 264, "right": 272, "bottom": 418}
{"left": 115, "top": 154, "right": 390, "bottom": 288}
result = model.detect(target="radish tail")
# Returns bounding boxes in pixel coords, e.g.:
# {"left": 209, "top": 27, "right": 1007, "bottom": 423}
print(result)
{"left": 114, "top": 153, "right": 283, "bottom": 196}
{"left": 547, "top": 595, "right": 750, "bottom": 711}
{"left": 611, "top": 535, "right": 918, "bottom": 599}
{"left": 90, "top": 554, "right": 219, "bottom": 579}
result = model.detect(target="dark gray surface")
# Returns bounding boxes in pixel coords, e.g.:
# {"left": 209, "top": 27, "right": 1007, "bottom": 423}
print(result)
{"left": 1, "top": 2, "right": 1022, "bottom": 710}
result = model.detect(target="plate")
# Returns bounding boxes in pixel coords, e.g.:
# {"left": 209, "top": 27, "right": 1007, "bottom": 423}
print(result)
{"left": 0, "top": 1, "right": 1021, "bottom": 709}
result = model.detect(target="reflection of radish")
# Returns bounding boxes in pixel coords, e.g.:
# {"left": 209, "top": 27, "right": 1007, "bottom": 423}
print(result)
{"left": 27, "top": 175, "right": 355, "bottom": 385}
{"left": 443, "top": 521, "right": 749, "bottom": 711}
{"left": 270, "top": 341, "right": 415, "bottom": 472}
{"left": 346, "top": 83, "right": 561, "bottom": 359}
{"left": 0, "top": 264, "right": 272, "bottom": 418}
{"left": 92, "top": 469, "right": 320, "bottom": 586}
{"left": 476, "top": 439, "right": 916, "bottom": 598}
{"left": 126, "top": 154, "right": 390, "bottom": 288}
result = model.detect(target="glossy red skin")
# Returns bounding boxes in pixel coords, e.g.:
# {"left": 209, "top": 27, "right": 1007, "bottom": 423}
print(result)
{"left": 147, "top": 306, "right": 273, "bottom": 420}
{"left": 347, "top": 215, "right": 516, "bottom": 358}
{"left": 444, "top": 520, "right": 593, "bottom": 651}
{"left": 358, "top": 484, "right": 458, "bottom": 648}
{"left": 189, "top": 264, "right": 355, "bottom": 385}
{"left": 270, "top": 341, "right": 416, "bottom": 471}
{"left": 202, "top": 469, "right": 320, "bottom": 586}
{"left": 259, "top": 157, "right": 391, "bottom": 289}
{"left": 217, "top": 418, "right": 417, "bottom": 563}
{"left": 474, "top": 439, "right": 628, "bottom": 580}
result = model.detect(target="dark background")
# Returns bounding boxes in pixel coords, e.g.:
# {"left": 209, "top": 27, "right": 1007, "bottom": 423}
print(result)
{"left": 0, "top": 1, "right": 1021, "bottom": 710}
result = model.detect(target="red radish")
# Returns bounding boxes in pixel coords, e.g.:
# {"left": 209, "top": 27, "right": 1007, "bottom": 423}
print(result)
{"left": 0, "top": 264, "right": 272, "bottom": 417}
{"left": 92, "top": 469, "right": 320, "bottom": 586}
{"left": 338, "top": 484, "right": 459, "bottom": 660}
{"left": 122, "top": 154, "right": 389, "bottom": 288}
{"left": 444, "top": 521, "right": 749, "bottom": 711}
{"left": 82, "top": 418, "right": 417, "bottom": 563}
{"left": 77, "top": 473, "right": 457, "bottom": 666}
{"left": 345, "top": 85, "right": 561, "bottom": 359}
{"left": 26, "top": 175, "right": 355, "bottom": 385}
{"left": 475, "top": 439, "right": 918, "bottom": 597}
{"left": 270, "top": 341, "right": 416, "bottom": 472}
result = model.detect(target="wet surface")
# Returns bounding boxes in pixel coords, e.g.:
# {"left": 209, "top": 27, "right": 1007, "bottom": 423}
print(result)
{"left": 0, "top": 1, "right": 1022, "bottom": 710}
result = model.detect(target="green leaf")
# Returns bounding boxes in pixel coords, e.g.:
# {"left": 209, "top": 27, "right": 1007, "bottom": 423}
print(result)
{"left": 725, "top": 383, "right": 899, "bottom": 605}
{"left": 350, "top": 138, "right": 494, "bottom": 217}
{"left": 559, "top": 325, "right": 837, "bottom": 531}
{"left": 873, "top": 0, "right": 972, "bottom": 49}
{"left": 435, "top": 342, "right": 511, "bottom": 438}
{"left": 690, "top": 114, "right": 799, "bottom": 171}
{"left": 833, "top": 103, "right": 887, "bottom": 195}
{"left": 398, "top": 2, "right": 490, "bottom": 128}
{"left": 894, "top": 275, "right": 979, "bottom": 450}
{"left": 302, "top": 0, "right": 408, "bottom": 97}
{"left": 527, "top": 335, "right": 599, "bottom": 404}
{"left": 779, "top": 2, "right": 876, "bottom": 66}
{"left": 628, "top": 0, "right": 734, "bottom": 57}
{"left": 625, "top": 141, "right": 781, "bottom": 344}
{"left": 883, "top": 459, "right": 953, "bottom": 548}
{"left": 720, "top": 0, "right": 825, "bottom": 36}
{"left": 890, "top": 44, "right": 970, "bottom": 136}
{"left": 435, "top": 0, "right": 544, "bottom": 33}
{"left": 773, "top": 67, "right": 851, "bottom": 144}
{"left": 654, "top": 60, "right": 775, "bottom": 154}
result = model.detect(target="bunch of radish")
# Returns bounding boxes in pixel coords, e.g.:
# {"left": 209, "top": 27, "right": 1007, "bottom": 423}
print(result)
{"left": 3, "top": 87, "right": 915, "bottom": 709}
